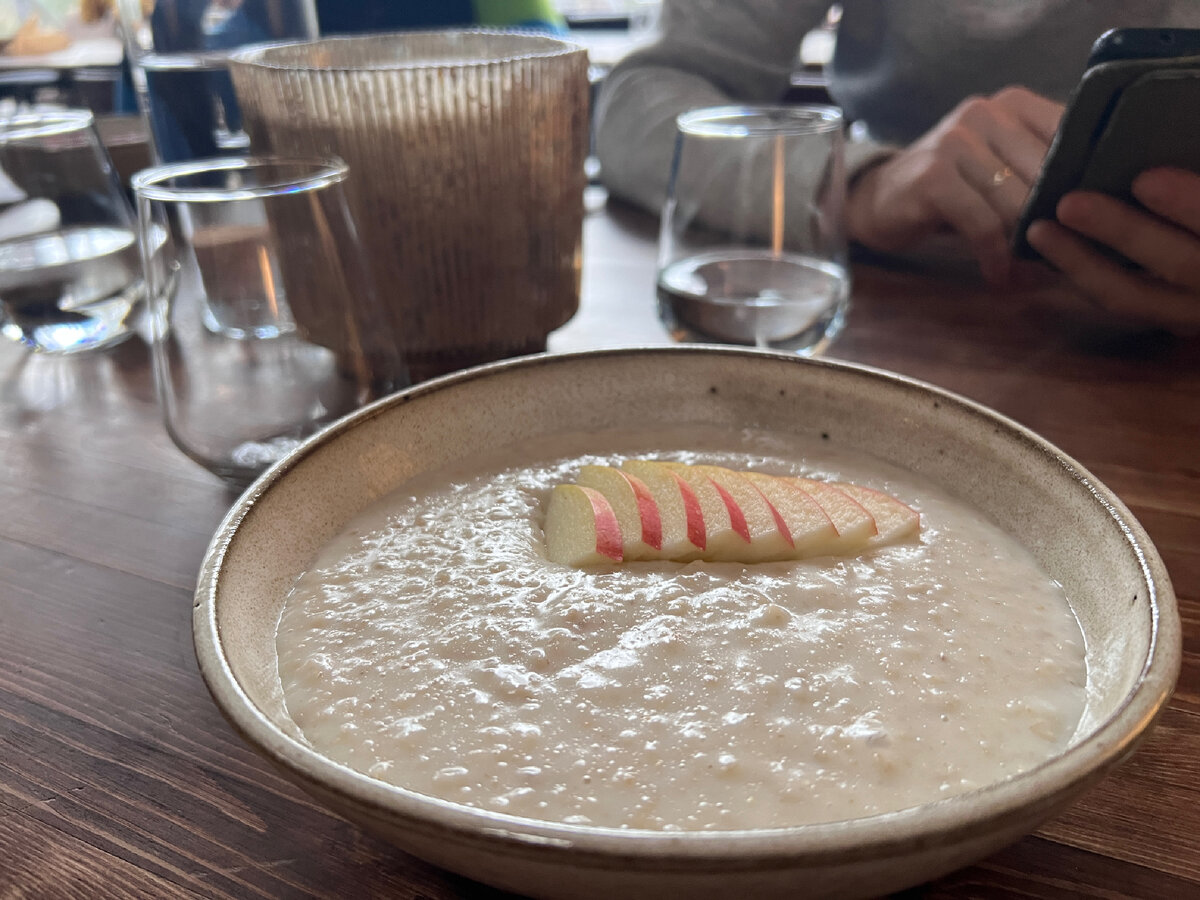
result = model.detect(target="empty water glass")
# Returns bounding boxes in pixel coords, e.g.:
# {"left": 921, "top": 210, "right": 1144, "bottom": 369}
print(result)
{"left": 133, "top": 156, "right": 408, "bottom": 486}
{"left": 656, "top": 105, "right": 849, "bottom": 356}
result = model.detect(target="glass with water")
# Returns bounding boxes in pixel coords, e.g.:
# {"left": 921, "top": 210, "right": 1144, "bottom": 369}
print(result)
{"left": 0, "top": 110, "right": 158, "bottom": 354}
{"left": 656, "top": 105, "right": 849, "bottom": 355}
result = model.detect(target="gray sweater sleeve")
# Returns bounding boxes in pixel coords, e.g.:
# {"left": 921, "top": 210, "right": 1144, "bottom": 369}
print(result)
{"left": 594, "top": 0, "right": 896, "bottom": 214}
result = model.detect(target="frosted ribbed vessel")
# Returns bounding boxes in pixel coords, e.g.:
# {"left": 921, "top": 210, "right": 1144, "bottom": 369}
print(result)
{"left": 230, "top": 32, "right": 589, "bottom": 381}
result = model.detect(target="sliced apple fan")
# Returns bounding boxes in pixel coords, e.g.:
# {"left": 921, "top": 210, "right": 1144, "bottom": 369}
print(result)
{"left": 544, "top": 461, "right": 920, "bottom": 567}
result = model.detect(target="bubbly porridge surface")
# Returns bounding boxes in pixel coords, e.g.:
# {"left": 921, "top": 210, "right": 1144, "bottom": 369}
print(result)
{"left": 276, "top": 427, "right": 1087, "bottom": 830}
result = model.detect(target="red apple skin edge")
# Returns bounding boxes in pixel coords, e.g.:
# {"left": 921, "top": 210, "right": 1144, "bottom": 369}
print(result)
{"left": 668, "top": 471, "right": 707, "bottom": 551}
{"left": 582, "top": 485, "right": 623, "bottom": 561}
{"left": 707, "top": 477, "right": 751, "bottom": 544}
{"left": 621, "top": 471, "right": 663, "bottom": 551}
{"left": 751, "top": 484, "right": 794, "bottom": 548}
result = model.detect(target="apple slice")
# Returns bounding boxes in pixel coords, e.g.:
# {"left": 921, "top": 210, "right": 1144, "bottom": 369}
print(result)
{"left": 835, "top": 482, "right": 921, "bottom": 547}
{"left": 742, "top": 472, "right": 839, "bottom": 558}
{"left": 661, "top": 461, "right": 754, "bottom": 560}
{"left": 544, "top": 484, "right": 623, "bottom": 566}
{"left": 791, "top": 477, "right": 878, "bottom": 555}
{"left": 577, "top": 464, "right": 662, "bottom": 560}
{"left": 691, "top": 465, "right": 794, "bottom": 561}
{"left": 621, "top": 460, "right": 705, "bottom": 560}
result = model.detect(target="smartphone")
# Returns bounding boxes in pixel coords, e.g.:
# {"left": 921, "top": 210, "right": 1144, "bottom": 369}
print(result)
{"left": 1012, "top": 28, "right": 1200, "bottom": 261}
{"left": 1087, "top": 27, "right": 1200, "bottom": 67}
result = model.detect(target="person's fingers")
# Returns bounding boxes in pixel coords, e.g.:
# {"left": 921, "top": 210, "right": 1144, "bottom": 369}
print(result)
{"left": 1133, "top": 167, "right": 1200, "bottom": 235}
{"left": 987, "top": 125, "right": 1048, "bottom": 187}
{"left": 1026, "top": 219, "right": 1200, "bottom": 331}
{"left": 954, "top": 98, "right": 1050, "bottom": 185}
{"left": 924, "top": 169, "right": 1012, "bottom": 283}
{"left": 1056, "top": 191, "right": 1200, "bottom": 291}
{"left": 848, "top": 87, "right": 1063, "bottom": 281}
{"left": 991, "top": 86, "right": 1064, "bottom": 144}
{"left": 844, "top": 153, "right": 936, "bottom": 251}
{"left": 948, "top": 129, "right": 1032, "bottom": 227}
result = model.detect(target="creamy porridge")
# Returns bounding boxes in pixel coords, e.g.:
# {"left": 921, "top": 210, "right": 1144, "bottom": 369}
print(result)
{"left": 276, "top": 427, "right": 1087, "bottom": 831}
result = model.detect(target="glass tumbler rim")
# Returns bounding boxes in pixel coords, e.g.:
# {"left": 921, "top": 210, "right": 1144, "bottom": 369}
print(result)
{"left": 231, "top": 29, "right": 583, "bottom": 73}
{"left": 132, "top": 155, "right": 349, "bottom": 203}
{"left": 676, "top": 104, "right": 843, "bottom": 138}
{"left": 0, "top": 108, "right": 96, "bottom": 142}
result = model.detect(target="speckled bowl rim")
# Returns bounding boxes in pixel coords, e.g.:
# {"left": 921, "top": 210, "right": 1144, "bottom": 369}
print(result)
{"left": 194, "top": 346, "right": 1180, "bottom": 870}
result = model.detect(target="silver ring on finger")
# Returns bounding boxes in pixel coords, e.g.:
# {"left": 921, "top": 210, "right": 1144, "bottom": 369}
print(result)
{"left": 991, "top": 166, "right": 1014, "bottom": 187}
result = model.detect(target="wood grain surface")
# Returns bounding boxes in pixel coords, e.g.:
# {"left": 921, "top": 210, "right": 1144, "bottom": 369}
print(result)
{"left": 2, "top": 194, "right": 1197, "bottom": 898}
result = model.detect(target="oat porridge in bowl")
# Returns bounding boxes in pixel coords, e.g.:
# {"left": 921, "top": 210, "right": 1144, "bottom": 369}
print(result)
{"left": 194, "top": 348, "right": 1179, "bottom": 900}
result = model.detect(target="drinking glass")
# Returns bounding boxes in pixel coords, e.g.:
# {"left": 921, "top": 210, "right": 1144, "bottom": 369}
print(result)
{"left": 656, "top": 105, "right": 849, "bottom": 356}
{"left": 133, "top": 156, "right": 408, "bottom": 486}
{"left": 229, "top": 31, "right": 589, "bottom": 382}
{"left": 0, "top": 109, "right": 145, "bottom": 354}
{"left": 116, "top": 0, "right": 317, "bottom": 163}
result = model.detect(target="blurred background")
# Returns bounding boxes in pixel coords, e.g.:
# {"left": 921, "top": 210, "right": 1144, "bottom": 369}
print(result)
{"left": 0, "top": 0, "right": 836, "bottom": 184}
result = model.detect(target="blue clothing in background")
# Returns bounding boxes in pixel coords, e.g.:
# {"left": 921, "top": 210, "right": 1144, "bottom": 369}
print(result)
{"left": 316, "top": 0, "right": 566, "bottom": 35}
{"left": 316, "top": 0, "right": 478, "bottom": 34}
{"left": 138, "top": 0, "right": 313, "bottom": 161}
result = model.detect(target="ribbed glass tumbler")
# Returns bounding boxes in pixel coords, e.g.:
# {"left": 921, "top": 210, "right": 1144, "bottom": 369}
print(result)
{"left": 229, "top": 31, "right": 590, "bottom": 382}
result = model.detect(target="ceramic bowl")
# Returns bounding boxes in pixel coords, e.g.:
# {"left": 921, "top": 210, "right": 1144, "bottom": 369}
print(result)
{"left": 194, "top": 347, "right": 1179, "bottom": 900}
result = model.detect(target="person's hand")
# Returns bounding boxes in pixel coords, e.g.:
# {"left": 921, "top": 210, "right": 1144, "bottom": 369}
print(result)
{"left": 846, "top": 86, "right": 1063, "bottom": 284}
{"left": 1025, "top": 167, "right": 1200, "bottom": 334}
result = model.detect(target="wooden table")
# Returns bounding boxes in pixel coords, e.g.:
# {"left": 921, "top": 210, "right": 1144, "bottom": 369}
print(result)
{"left": 2, "top": 195, "right": 1198, "bottom": 897}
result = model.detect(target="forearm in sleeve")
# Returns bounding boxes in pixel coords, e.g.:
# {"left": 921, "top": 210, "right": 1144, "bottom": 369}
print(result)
{"left": 594, "top": 0, "right": 898, "bottom": 216}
